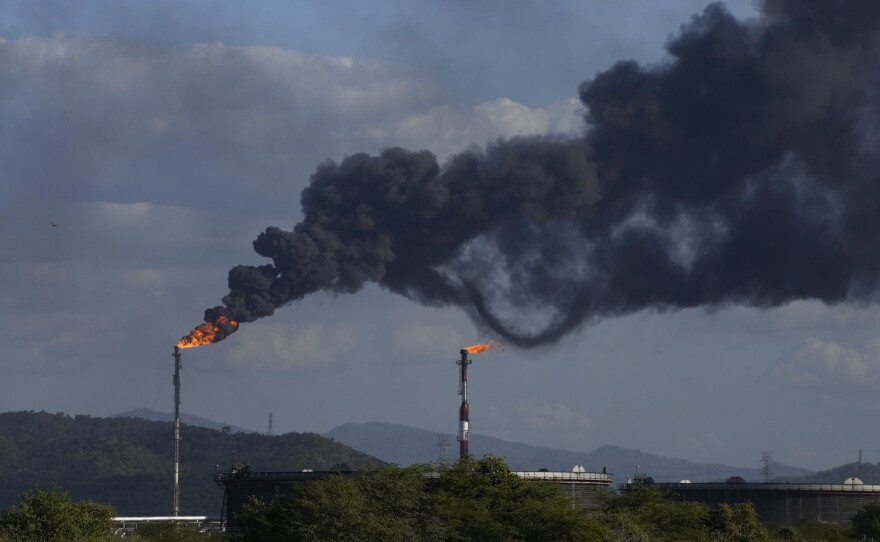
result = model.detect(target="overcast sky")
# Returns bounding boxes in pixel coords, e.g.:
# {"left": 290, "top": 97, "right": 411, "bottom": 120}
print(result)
{"left": 5, "top": 0, "right": 880, "bottom": 474}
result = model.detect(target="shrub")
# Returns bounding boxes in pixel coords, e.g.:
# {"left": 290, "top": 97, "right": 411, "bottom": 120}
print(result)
{"left": 851, "top": 500, "right": 880, "bottom": 540}
{"left": 0, "top": 488, "right": 114, "bottom": 542}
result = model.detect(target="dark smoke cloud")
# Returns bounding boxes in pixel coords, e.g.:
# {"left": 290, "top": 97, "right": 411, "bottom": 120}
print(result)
{"left": 203, "top": 1, "right": 880, "bottom": 347}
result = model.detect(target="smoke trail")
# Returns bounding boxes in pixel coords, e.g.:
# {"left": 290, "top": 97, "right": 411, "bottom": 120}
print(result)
{"left": 199, "top": 1, "right": 880, "bottom": 347}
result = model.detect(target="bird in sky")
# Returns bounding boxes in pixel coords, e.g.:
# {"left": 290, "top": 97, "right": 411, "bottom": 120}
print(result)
{"left": 50, "top": 223, "right": 57, "bottom": 227}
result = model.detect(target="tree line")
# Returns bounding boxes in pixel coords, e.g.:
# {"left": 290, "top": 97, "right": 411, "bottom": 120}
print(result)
{"left": 5, "top": 456, "right": 878, "bottom": 541}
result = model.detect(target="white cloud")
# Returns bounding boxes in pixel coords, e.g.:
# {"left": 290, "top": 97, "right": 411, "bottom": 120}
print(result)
{"left": 96, "top": 202, "right": 154, "bottom": 223}
{"left": 754, "top": 301, "right": 880, "bottom": 332}
{"left": 1, "top": 36, "right": 441, "bottom": 216}
{"left": 390, "top": 322, "right": 464, "bottom": 358}
{"left": 28, "top": 263, "right": 68, "bottom": 283}
{"left": 517, "top": 401, "right": 593, "bottom": 431}
{"left": 388, "top": 97, "right": 584, "bottom": 161}
{"left": 474, "top": 97, "right": 583, "bottom": 136}
{"left": 488, "top": 400, "right": 592, "bottom": 433}
{"left": 121, "top": 268, "right": 167, "bottom": 295}
{"left": 772, "top": 337, "right": 880, "bottom": 389}
{"left": 0, "top": 311, "right": 117, "bottom": 370}
{"left": 226, "top": 323, "right": 358, "bottom": 368}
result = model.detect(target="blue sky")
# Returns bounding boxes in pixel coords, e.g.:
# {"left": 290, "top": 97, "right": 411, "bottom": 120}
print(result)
{"left": 4, "top": 0, "right": 879, "bottom": 474}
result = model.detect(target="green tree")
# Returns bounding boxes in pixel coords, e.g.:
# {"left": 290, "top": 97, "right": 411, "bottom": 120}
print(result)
{"left": 706, "top": 502, "right": 770, "bottom": 542}
{"left": 236, "top": 466, "right": 438, "bottom": 542}
{"left": 851, "top": 500, "right": 880, "bottom": 540}
{"left": 599, "top": 485, "right": 710, "bottom": 542}
{"left": 0, "top": 488, "right": 114, "bottom": 542}
{"left": 431, "top": 456, "right": 605, "bottom": 542}
{"left": 126, "top": 522, "right": 228, "bottom": 541}
{"left": 236, "top": 457, "right": 605, "bottom": 542}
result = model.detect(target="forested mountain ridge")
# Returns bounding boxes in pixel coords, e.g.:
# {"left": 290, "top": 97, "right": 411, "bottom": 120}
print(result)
{"left": 326, "top": 421, "right": 813, "bottom": 482}
{"left": 112, "top": 407, "right": 255, "bottom": 434}
{"left": 773, "top": 461, "right": 880, "bottom": 484}
{"left": 0, "top": 411, "right": 383, "bottom": 516}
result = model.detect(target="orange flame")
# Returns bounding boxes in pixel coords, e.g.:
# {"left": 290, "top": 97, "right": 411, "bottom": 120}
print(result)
{"left": 176, "top": 315, "right": 239, "bottom": 349}
{"left": 463, "top": 341, "right": 502, "bottom": 354}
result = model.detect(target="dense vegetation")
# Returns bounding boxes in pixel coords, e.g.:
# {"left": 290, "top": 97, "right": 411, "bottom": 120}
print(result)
{"left": 0, "top": 411, "right": 383, "bottom": 515}
{"left": 234, "top": 457, "right": 777, "bottom": 542}
{"left": 0, "top": 488, "right": 114, "bottom": 542}
{"left": 1, "top": 411, "right": 878, "bottom": 540}
{"left": 236, "top": 456, "right": 604, "bottom": 541}
{"left": 2, "top": 464, "right": 879, "bottom": 541}
{"left": 234, "top": 459, "right": 880, "bottom": 541}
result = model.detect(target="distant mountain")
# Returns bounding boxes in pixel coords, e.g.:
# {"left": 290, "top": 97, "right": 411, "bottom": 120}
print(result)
{"left": 325, "top": 421, "right": 813, "bottom": 483}
{"left": 112, "top": 407, "right": 255, "bottom": 434}
{"left": 0, "top": 411, "right": 383, "bottom": 516}
{"left": 587, "top": 444, "right": 808, "bottom": 483}
{"left": 773, "top": 461, "right": 880, "bottom": 484}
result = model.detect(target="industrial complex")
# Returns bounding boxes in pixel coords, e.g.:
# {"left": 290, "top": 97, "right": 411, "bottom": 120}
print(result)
{"left": 211, "top": 346, "right": 613, "bottom": 531}
{"left": 169, "top": 345, "right": 880, "bottom": 531}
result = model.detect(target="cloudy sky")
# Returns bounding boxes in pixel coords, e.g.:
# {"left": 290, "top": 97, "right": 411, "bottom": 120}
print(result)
{"left": 4, "top": 0, "right": 880, "bottom": 474}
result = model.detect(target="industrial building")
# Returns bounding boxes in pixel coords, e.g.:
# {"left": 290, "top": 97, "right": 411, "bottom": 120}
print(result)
{"left": 623, "top": 477, "right": 880, "bottom": 525}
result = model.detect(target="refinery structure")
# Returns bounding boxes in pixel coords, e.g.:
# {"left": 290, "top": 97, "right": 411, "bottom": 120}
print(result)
{"left": 211, "top": 345, "right": 612, "bottom": 531}
{"left": 171, "top": 344, "right": 612, "bottom": 531}
{"left": 623, "top": 478, "right": 880, "bottom": 526}
{"left": 170, "top": 344, "right": 880, "bottom": 531}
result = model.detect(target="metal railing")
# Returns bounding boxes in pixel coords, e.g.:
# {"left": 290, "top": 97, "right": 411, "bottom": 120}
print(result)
{"left": 514, "top": 471, "right": 613, "bottom": 483}
{"left": 621, "top": 481, "right": 880, "bottom": 492}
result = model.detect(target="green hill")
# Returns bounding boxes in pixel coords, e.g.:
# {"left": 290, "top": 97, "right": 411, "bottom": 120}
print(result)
{"left": 0, "top": 411, "right": 383, "bottom": 516}
{"left": 112, "top": 407, "right": 255, "bottom": 434}
{"left": 326, "top": 421, "right": 813, "bottom": 482}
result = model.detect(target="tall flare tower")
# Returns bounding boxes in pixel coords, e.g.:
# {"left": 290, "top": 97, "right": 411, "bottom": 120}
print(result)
{"left": 457, "top": 349, "right": 471, "bottom": 460}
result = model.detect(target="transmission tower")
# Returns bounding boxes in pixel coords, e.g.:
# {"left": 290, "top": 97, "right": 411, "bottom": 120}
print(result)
{"left": 436, "top": 434, "right": 451, "bottom": 464}
{"left": 760, "top": 451, "right": 774, "bottom": 482}
{"left": 266, "top": 413, "right": 274, "bottom": 436}
{"left": 859, "top": 449, "right": 863, "bottom": 478}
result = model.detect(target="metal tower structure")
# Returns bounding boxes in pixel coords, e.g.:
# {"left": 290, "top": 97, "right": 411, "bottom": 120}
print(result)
{"left": 859, "top": 449, "right": 863, "bottom": 479}
{"left": 172, "top": 346, "right": 182, "bottom": 517}
{"left": 760, "top": 451, "right": 774, "bottom": 482}
{"left": 457, "top": 349, "right": 472, "bottom": 460}
{"left": 436, "top": 434, "right": 451, "bottom": 464}
{"left": 267, "top": 413, "right": 274, "bottom": 436}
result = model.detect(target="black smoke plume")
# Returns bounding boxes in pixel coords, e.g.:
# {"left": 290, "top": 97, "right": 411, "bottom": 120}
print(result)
{"left": 200, "top": 1, "right": 880, "bottom": 347}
